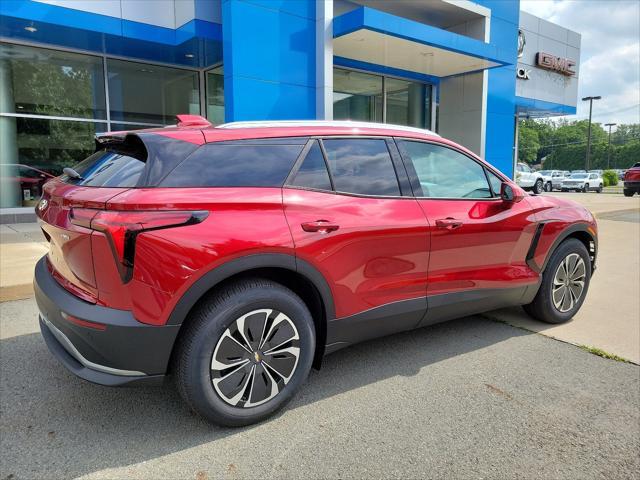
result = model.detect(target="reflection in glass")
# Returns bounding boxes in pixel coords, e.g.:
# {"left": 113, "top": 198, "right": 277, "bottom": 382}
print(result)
{"left": 107, "top": 59, "right": 200, "bottom": 125}
{"left": 0, "top": 42, "right": 106, "bottom": 119}
{"left": 385, "top": 78, "right": 432, "bottom": 129}
{"left": 333, "top": 69, "right": 382, "bottom": 122}
{"left": 0, "top": 118, "right": 106, "bottom": 207}
{"left": 206, "top": 66, "right": 224, "bottom": 125}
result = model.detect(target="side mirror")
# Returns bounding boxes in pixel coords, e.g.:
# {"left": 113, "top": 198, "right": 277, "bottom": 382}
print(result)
{"left": 500, "top": 183, "right": 523, "bottom": 203}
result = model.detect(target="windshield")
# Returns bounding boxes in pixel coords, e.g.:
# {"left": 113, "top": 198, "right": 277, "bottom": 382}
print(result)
{"left": 570, "top": 173, "right": 588, "bottom": 179}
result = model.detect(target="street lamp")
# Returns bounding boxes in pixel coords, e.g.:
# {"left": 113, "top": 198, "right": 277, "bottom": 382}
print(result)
{"left": 605, "top": 123, "right": 616, "bottom": 169}
{"left": 582, "top": 96, "right": 601, "bottom": 171}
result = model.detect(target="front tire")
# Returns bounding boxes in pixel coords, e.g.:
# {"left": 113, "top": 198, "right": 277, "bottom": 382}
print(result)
{"left": 533, "top": 179, "right": 544, "bottom": 194}
{"left": 582, "top": 183, "right": 588, "bottom": 192}
{"left": 174, "top": 278, "right": 315, "bottom": 426}
{"left": 523, "top": 238, "right": 591, "bottom": 324}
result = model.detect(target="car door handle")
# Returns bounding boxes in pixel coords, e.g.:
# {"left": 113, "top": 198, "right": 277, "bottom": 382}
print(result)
{"left": 301, "top": 220, "right": 339, "bottom": 233}
{"left": 435, "top": 218, "right": 463, "bottom": 230}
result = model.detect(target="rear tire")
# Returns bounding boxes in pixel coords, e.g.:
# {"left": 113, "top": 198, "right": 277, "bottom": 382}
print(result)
{"left": 597, "top": 184, "right": 603, "bottom": 193}
{"left": 524, "top": 238, "right": 591, "bottom": 324}
{"left": 624, "top": 189, "right": 635, "bottom": 197}
{"left": 174, "top": 278, "right": 315, "bottom": 426}
{"left": 544, "top": 181, "right": 552, "bottom": 192}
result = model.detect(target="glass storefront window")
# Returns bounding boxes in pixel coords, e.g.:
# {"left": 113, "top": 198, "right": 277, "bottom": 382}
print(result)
{"left": 333, "top": 68, "right": 432, "bottom": 130}
{"left": 333, "top": 69, "right": 383, "bottom": 122}
{"left": 107, "top": 59, "right": 200, "bottom": 125}
{"left": 206, "top": 66, "right": 224, "bottom": 125}
{"left": 0, "top": 117, "right": 106, "bottom": 207}
{"left": 0, "top": 43, "right": 106, "bottom": 119}
{"left": 385, "top": 78, "right": 432, "bottom": 130}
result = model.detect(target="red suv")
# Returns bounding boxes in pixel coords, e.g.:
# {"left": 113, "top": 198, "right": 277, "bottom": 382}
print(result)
{"left": 35, "top": 116, "right": 597, "bottom": 426}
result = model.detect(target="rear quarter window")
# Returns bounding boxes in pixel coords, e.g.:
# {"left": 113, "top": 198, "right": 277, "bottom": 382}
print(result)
{"left": 160, "top": 144, "right": 304, "bottom": 187}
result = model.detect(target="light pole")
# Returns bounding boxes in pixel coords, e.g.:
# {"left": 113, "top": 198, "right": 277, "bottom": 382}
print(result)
{"left": 605, "top": 122, "right": 616, "bottom": 169}
{"left": 582, "top": 96, "right": 601, "bottom": 171}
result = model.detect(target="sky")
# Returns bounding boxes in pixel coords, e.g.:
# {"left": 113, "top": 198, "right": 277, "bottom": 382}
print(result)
{"left": 520, "top": 0, "right": 640, "bottom": 128}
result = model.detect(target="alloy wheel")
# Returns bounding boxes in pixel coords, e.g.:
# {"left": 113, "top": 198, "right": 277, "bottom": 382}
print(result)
{"left": 552, "top": 253, "right": 586, "bottom": 313}
{"left": 210, "top": 309, "right": 300, "bottom": 408}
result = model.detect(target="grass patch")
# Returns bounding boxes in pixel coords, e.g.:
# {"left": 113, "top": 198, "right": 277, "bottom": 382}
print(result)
{"left": 578, "top": 345, "right": 631, "bottom": 363}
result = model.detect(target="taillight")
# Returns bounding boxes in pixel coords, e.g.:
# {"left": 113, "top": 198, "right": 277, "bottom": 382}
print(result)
{"left": 70, "top": 208, "right": 208, "bottom": 281}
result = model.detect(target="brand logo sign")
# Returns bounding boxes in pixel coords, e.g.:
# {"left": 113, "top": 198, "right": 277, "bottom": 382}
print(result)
{"left": 517, "top": 29, "right": 526, "bottom": 58}
{"left": 517, "top": 67, "right": 531, "bottom": 80}
{"left": 536, "top": 52, "right": 576, "bottom": 76}
{"left": 37, "top": 199, "right": 48, "bottom": 211}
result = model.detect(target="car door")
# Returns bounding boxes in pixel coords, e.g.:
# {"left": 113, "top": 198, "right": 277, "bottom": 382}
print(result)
{"left": 282, "top": 138, "right": 430, "bottom": 350}
{"left": 395, "top": 139, "right": 539, "bottom": 324}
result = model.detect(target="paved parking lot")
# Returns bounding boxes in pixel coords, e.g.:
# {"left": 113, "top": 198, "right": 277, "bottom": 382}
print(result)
{"left": 1, "top": 302, "right": 639, "bottom": 479}
{"left": 1, "top": 191, "right": 639, "bottom": 479}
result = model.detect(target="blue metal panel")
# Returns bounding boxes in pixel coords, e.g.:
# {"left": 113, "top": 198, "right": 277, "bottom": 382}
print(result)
{"left": 222, "top": 0, "right": 317, "bottom": 121}
{"left": 0, "top": 0, "right": 222, "bottom": 67}
{"left": 515, "top": 96, "right": 577, "bottom": 116}
{"left": 333, "top": 6, "right": 511, "bottom": 67}
{"left": 477, "top": 0, "right": 520, "bottom": 177}
{"left": 484, "top": 112, "right": 516, "bottom": 175}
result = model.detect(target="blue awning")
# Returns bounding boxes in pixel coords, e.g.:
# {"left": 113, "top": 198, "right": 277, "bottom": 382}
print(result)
{"left": 333, "top": 7, "right": 512, "bottom": 78}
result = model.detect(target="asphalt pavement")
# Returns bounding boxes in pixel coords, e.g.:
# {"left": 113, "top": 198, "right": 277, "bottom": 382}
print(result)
{"left": 1, "top": 299, "right": 639, "bottom": 479}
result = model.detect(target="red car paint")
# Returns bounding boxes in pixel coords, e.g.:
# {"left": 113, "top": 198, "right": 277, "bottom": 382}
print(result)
{"left": 35, "top": 122, "right": 597, "bottom": 334}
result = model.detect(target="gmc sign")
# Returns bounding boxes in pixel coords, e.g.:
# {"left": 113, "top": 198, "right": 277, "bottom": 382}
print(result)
{"left": 536, "top": 52, "right": 576, "bottom": 76}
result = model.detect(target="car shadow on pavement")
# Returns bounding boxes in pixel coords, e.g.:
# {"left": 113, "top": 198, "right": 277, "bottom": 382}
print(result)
{"left": 1, "top": 315, "right": 530, "bottom": 479}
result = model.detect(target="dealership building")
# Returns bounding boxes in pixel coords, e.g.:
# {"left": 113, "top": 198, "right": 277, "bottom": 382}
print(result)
{"left": 0, "top": 0, "right": 581, "bottom": 216}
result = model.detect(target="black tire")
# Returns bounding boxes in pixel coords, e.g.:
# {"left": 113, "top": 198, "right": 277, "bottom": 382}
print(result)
{"left": 174, "top": 278, "right": 315, "bottom": 426}
{"left": 523, "top": 238, "right": 591, "bottom": 324}
{"left": 624, "top": 189, "right": 635, "bottom": 197}
{"left": 597, "top": 184, "right": 603, "bottom": 193}
{"left": 582, "top": 183, "right": 588, "bottom": 193}
{"left": 544, "top": 181, "right": 552, "bottom": 192}
{"left": 533, "top": 179, "right": 544, "bottom": 194}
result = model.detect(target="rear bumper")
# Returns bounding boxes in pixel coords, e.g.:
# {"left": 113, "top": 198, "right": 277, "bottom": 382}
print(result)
{"left": 34, "top": 257, "right": 180, "bottom": 386}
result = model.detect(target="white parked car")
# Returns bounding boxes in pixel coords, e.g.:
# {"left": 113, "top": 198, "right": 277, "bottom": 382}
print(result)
{"left": 515, "top": 162, "right": 544, "bottom": 194}
{"left": 538, "top": 170, "right": 565, "bottom": 192}
{"left": 561, "top": 172, "right": 604, "bottom": 193}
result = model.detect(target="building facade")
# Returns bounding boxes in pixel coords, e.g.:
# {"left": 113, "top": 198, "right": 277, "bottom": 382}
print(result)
{"left": 0, "top": 0, "right": 580, "bottom": 212}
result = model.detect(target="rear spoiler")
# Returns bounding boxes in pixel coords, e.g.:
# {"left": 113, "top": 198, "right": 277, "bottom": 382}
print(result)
{"left": 94, "top": 133, "right": 147, "bottom": 161}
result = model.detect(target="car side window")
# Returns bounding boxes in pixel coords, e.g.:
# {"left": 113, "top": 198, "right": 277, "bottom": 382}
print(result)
{"left": 287, "top": 141, "right": 332, "bottom": 191}
{"left": 485, "top": 169, "right": 504, "bottom": 197}
{"left": 398, "top": 141, "right": 492, "bottom": 199}
{"left": 160, "top": 143, "right": 304, "bottom": 187}
{"left": 321, "top": 138, "right": 400, "bottom": 196}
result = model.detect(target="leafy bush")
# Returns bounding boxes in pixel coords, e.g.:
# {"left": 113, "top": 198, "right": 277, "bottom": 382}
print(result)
{"left": 603, "top": 170, "right": 618, "bottom": 187}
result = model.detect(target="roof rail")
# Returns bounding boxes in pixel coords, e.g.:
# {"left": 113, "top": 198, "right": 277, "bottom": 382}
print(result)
{"left": 216, "top": 120, "right": 439, "bottom": 136}
{"left": 175, "top": 114, "right": 211, "bottom": 128}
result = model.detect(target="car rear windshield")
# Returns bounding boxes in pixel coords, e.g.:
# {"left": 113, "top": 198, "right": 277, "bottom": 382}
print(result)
{"left": 570, "top": 173, "right": 588, "bottom": 179}
{"left": 160, "top": 143, "right": 304, "bottom": 187}
{"left": 62, "top": 135, "right": 147, "bottom": 187}
{"left": 62, "top": 149, "right": 146, "bottom": 187}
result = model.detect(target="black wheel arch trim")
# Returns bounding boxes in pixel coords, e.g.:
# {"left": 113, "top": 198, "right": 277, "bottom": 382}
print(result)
{"left": 166, "top": 253, "right": 336, "bottom": 326}
{"left": 528, "top": 222, "right": 597, "bottom": 274}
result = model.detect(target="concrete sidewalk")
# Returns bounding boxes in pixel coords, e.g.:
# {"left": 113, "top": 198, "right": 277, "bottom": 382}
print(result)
{"left": 0, "top": 223, "right": 47, "bottom": 302}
